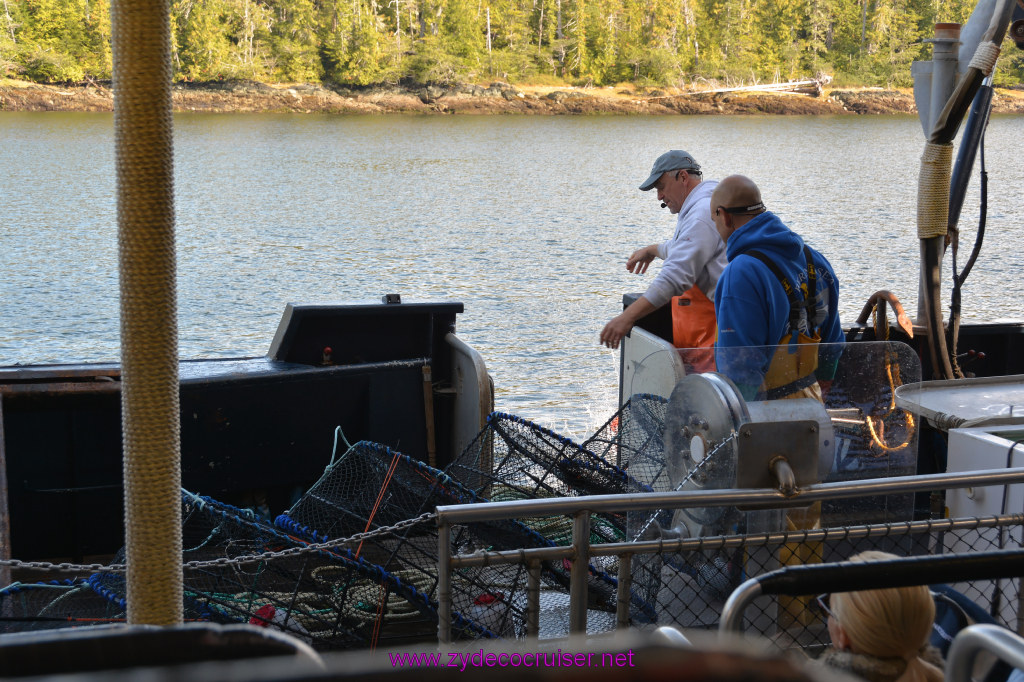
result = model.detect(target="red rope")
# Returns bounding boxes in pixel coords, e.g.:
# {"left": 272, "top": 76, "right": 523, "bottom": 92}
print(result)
{"left": 355, "top": 452, "right": 401, "bottom": 559}
{"left": 370, "top": 581, "right": 387, "bottom": 651}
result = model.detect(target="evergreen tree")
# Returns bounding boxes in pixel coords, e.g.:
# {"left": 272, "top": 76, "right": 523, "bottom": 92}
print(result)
{"left": 6, "top": 0, "right": 1023, "bottom": 88}
{"left": 440, "top": 0, "right": 483, "bottom": 62}
{"left": 324, "top": 0, "right": 399, "bottom": 84}
{"left": 675, "top": 0, "right": 699, "bottom": 74}
{"left": 581, "top": 0, "right": 620, "bottom": 83}
{"left": 708, "top": 0, "right": 760, "bottom": 81}
{"left": 806, "top": 0, "right": 863, "bottom": 79}
{"left": 266, "top": 0, "right": 322, "bottom": 80}
{"left": 0, "top": 0, "right": 23, "bottom": 75}
{"left": 79, "top": 0, "right": 111, "bottom": 76}
{"left": 174, "top": 0, "right": 235, "bottom": 79}
{"left": 18, "top": 0, "right": 92, "bottom": 80}
{"left": 563, "top": 0, "right": 585, "bottom": 79}
{"left": 864, "top": 0, "right": 926, "bottom": 85}
{"left": 225, "top": 0, "right": 273, "bottom": 80}
{"left": 752, "top": 0, "right": 803, "bottom": 78}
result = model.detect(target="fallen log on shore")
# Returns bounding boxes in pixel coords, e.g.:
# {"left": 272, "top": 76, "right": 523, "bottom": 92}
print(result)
{"left": 659, "top": 77, "right": 832, "bottom": 99}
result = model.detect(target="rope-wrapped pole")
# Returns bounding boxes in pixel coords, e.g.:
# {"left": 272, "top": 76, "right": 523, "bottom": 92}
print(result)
{"left": 918, "top": 0, "right": 1014, "bottom": 380}
{"left": 918, "top": 142, "right": 955, "bottom": 379}
{"left": 111, "top": 0, "right": 183, "bottom": 625}
{"left": 918, "top": 143, "right": 954, "bottom": 242}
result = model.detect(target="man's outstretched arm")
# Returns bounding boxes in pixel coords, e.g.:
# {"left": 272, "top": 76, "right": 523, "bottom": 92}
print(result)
{"left": 626, "top": 244, "right": 659, "bottom": 274}
{"left": 600, "top": 296, "right": 657, "bottom": 350}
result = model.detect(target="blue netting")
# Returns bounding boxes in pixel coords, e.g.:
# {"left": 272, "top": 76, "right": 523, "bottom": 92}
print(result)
{"left": 0, "top": 579, "right": 124, "bottom": 632}
{"left": 87, "top": 490, "right": 484, "bottom": 649}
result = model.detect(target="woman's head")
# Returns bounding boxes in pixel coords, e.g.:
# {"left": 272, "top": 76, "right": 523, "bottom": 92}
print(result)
{"left": 828, "top": 551, "right": 935, "bottom": 659}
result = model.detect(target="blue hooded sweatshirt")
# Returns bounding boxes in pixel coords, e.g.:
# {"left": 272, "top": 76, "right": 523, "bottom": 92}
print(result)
{"left": 714, "top": 211, "right": 843, "bottom": 398}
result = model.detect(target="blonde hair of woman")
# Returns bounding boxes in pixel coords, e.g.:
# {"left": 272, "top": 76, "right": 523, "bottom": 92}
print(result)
{"left": 822, "top": 550, "right": 943, "bottom": 682}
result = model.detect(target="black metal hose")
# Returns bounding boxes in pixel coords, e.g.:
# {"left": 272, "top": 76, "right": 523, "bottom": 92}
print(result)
{"left": 755, "top": 549, "right": 1024, "bottom": 598}
{"left": 720, "top": 549, "right": 1024, "bottom": 633}
{"left": 947, "top": 88, "right": 992, "bottom": 377}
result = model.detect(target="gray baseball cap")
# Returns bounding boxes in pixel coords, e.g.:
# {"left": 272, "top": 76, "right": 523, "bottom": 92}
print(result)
{"left": 639, "top": 150, "right": 701, "bottom": 191}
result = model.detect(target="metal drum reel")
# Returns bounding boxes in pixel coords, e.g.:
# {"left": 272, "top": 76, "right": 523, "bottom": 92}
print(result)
{"left": 662, "top": 372, "right": 835, "bottom": 538}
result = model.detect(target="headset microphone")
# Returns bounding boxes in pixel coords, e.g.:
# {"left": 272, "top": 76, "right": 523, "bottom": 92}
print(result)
{"left": 661, "top": 202, "right": 667, "bottom": 208}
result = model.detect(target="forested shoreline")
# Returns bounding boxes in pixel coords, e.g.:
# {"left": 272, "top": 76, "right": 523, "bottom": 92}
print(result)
{"left": 1, "top": 0, "right": 1023, "bottom": 91}
{"left": 6, "top": 77, "right": 1024, "bottom": 115}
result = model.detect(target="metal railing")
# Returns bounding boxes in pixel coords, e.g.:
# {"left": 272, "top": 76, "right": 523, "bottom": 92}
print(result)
{"left": 719, "top": 549, "right": 1024, "bottom": 633}
{"left": 436, "top": 467, "right": 1024, "bottom": 643}
{"left": 946, "top": 624, "right": 1024, "bottom": 682}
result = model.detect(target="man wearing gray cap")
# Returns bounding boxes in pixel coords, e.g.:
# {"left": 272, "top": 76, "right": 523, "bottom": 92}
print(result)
{"left": 600, "top": 150, "right": 727, "bottom": 359}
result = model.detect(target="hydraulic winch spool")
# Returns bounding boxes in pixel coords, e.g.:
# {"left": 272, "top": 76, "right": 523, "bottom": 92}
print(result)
{"left": 661, "top": 372, "right": 834, "bottom": 539}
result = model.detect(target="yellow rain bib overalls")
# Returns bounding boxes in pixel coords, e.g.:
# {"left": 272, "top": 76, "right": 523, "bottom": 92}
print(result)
{"left": 745, "top": 246, "right": 823, "bottom": 402}
{"left": 746, "top": 246, "right": 825, "bottom": 625}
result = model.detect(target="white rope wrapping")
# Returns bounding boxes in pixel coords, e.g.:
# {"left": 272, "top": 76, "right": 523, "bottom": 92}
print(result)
{"left": 917, "top": 142, "right": 953, "bottom": 239}
{"left": 968, "top": 41, "right": 1001, "bottom": 76}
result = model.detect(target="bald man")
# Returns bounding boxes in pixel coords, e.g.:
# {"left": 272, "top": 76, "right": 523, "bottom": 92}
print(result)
{"left": 711, "top": 175, "right": 843, "bottom": 401}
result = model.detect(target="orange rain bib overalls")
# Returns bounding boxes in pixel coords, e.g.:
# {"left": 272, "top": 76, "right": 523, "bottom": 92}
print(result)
{"left": 671, "top": 285, "right": 717, "bottom": 374}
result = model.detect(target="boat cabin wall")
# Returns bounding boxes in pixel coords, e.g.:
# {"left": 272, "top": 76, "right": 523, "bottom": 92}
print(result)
{"left": 0, "top": 301, "right": 476, "bottom": 562}
{"left": 269, "top": 301, "right": 460, "bottom": 369}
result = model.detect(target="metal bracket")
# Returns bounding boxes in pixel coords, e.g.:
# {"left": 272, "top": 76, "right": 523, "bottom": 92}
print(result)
{"left": 735, "top": 420, "right": 820, "bottom": 506}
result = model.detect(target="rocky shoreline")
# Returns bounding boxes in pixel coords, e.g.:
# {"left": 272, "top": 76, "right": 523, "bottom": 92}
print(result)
{"left": 4, "top": 78, "right": 1024, "bottom": 115}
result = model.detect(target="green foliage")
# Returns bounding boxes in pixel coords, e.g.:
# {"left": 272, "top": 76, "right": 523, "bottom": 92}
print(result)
{"left": 861, "top": 0, "right": 926, "bottom": 86}
{"left": 403, "top": 33, "right": 466, "bottom": 83}
{"left": 22, "top": 47, "right": 83, "bottom": 81}
{"left": 488, "top": 46, "right": 540, "bottom": 81}
{"left": 620, "top": 44, "right": 679, "bottom": 86}
{"left": 10, "top": 0, "right": 109, "bottom": 80}
{"left": 5, "top": 0, "right": 1023, "bottom": 87}
{"left": 0, "top": 21, "right": 19, "bottom": 76}
{"left": 525, "top": 71, "right": 569, "bottom": 86}
{"left": 993, "top": 49, "right": 1024, "bottom": 88}
{"left": 327, "top": 3, "right": 401, "bottom": 85}
{"left": 265, "top": 0, "right": 323, "bottom": 80}
{"left": 440, "top": 0, "right": 483, "bottom": 60}
{"left": 174, "top": 0, "right": 235, "bottom": 79}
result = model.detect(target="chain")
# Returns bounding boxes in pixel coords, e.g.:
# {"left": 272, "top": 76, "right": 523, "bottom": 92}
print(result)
{"left": 0, "top": 560, "right": 122, "bottom": 574}
{"left": 0, "top": 512, "right": 438, "bottom": 574}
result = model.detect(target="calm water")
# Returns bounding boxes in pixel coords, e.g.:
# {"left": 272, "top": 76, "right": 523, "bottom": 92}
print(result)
{"left": 2, "top": 113, "right": 1023, "bottom": 437}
